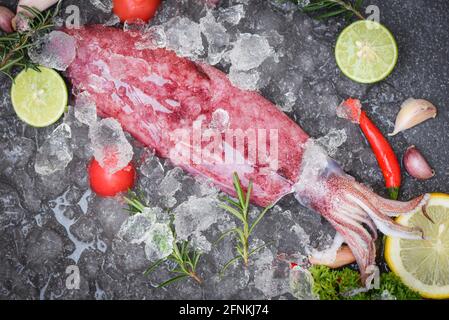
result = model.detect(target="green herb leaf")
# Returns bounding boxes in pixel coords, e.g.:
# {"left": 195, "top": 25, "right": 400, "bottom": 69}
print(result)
{"left": 217, "top": 173, "right": 273, "bottom": 274}
{"left": 309, "top": 265, "right": 422, "bottom": 300}
{"left": 214, "top": 228, "right": 239, "bottom": 245}
{"left": 220, "top": 256, "right": 242, "bottom": 277}
{"left": 219, "top": 203, "right": 246, "bottom": 223}
{"left": 248, "top": 241, "right": 273, "bottom": 257}
{"left": 296, "top": 0, "right": 365, "bottom": 20}
{"left": 249, "top": 205, "right": 272, "bottom": 235}
{"left": 156, "top": 274, "right": 189, "bottom": 288}
{"left": 125, "top": 191, "right": 203, "bottom": 286}
{"left": 232, "top": 172, "right": 246, "bottom": 207}
{"left": 143, "top": 258, "right": 166, "bottom": 276}
{"left": 0, "top": 1, "right": 62, "bottom": 80}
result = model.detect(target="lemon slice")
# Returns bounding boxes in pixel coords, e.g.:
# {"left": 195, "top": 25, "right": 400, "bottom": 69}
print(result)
{"left": 385, "top": 193, "right": 449, "bottom": 299}
{"left": 335, "top": 20, "right": 398, "bottom": 84}
{"left": 11, "top": 66, "right": 68, "bottom": 127}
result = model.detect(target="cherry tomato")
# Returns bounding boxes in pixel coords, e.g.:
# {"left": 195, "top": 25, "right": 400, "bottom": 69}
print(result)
{"left": 113, "top": 0, "right": 161, "bottom": 23}
{"left": 88, "top": 158, "right": 136, "bottom": 197}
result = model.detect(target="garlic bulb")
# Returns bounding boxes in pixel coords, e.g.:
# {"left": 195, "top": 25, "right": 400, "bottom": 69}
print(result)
{"left": 389, "top": 98, "right": 437, "bottom": 136}
{"left": 403, "top": 145, "right": 435, "bottom": 180}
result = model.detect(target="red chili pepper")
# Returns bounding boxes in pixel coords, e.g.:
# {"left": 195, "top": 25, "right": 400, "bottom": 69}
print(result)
{"left": 341, "top": 98, "right": 401, "bottom": 200}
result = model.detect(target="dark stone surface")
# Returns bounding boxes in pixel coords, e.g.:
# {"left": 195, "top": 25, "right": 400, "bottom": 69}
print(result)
{"left": 0, "top": 0, "right": 448, "bottom": 300}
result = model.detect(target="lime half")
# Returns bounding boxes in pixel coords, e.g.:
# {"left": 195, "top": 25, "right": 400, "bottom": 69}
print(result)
{"left": 335, "top": 20, "right": 398, "bottom": 84}
{"left": 385, "top": 193, "right": 449, "bottom": 299}
{"left": 11, "top": 66, "right": 68, "bottom": 127}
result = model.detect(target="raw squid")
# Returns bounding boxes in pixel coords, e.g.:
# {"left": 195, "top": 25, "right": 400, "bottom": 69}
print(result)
{"left": 66, "top": 26, "right": 428, "bottom": 286}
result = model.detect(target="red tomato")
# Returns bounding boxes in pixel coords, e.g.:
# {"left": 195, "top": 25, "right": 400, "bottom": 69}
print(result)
{"left": 113, "top": 0, "right": 161, "bottom": 23}
{"left": 88, "top": 158, "right": 136, "bottom": 197}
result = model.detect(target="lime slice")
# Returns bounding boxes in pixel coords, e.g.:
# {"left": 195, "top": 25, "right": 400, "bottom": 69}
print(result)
{"left": 11, "top": 66, "right": 68, "bottom": 127}
{"left": 385, "top": 193, "right": 449, "bottom": 299}
{"left": 335, "top": 20, "right": 398, "bottom": 84}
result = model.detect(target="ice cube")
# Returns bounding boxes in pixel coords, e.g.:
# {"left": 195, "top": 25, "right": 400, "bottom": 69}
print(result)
{"left": 269, "top": 0, "right": 303, "bottom": 11}
{"left": 164, "top": 17, "right": 204, "bottom": 59}
{"left": 217, "top": 4, "right": 245, "bottom": 25}
{"left": 118, "top": 212, "right": 155, "bottom": 244}
{"left": 229, "top": 68, "right": 260, "bottom": 91}
{"left": 89, "top": 118, "right": 134, "bottom": 174}
{"left": 74, "top": 92, "right": 97, "bottom": 127}
{"left": 28, "top": 31, "right": 77, "bottom": 71}
{"left": 103, "top": 14, "right": 121, "bottom": 27}
{"left": 135, "top": 25, "right": 167, "bottom": 50}
{"left": 336, "top": 99, "right": 362, "bottom": 124}
{"left": 143, "top": 222, "right": 174, "bottom": 261}
{"left": 289, "top": 266, "right": 317, "bottom": 300}
{"left": 253, "top": 246, "right": 290, "bottom": 298}
{"left": 118, "top": 205, "right": 173, "bottom": 262}
{"left": 89, "top": 0, "right": 113, "bottom": 13}
{"left": 123, "top": 19, "right": 147, "bottom": 35}
{"left": 139, "top": 149, "right": 165, "bottom": 180}
{"left": 158, "top": 167, "right": 183, "bottom": 208}
{"left": 35, "top": 123, "right": 73, "bottom": 176}
{"left": 0, "top": 136, "right": 35, "bottom": 169}
{"left": 173, "top": 195, "right": 221, "bottom": 253}
{"left": 228, "top": 33, "right": 274, "bottom": 71}
{"left": 200, "top": 12, "right": 230, "bottom": 65}
{"left": 315, "top": 128, "right": 347, "bottom": 157}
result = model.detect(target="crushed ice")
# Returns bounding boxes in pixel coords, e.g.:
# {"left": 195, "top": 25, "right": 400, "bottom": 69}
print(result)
{"left": 316, "top": 128, "right": 348, "bottom": 157}
{"left": 125, "top": 2, "right": 279, "bottom": 91}
{"left": 228, "top": 33, "right": 273, "bottom": 71}
{"left": 135, "top": 25, "right": 167, "bottom": 50}
{"left": 173, "top": 194, "right": 221, "bottom": 253}
{"left": 35, "top": 123, "right": 73, "bottom": 176}
{"left": 89, "top": 118, "right": 134, "bottom": 174}
{"left": 200, "top": 11, "right": 230, "bottom": 65}
{"left": 217, "top": 4, "right": 245, "bottom": 25}
{"left": 118, "top": 206, "right": 174, "bottom": 261}
{"left": 28, "top": 31, "right": 77, "bottom": 71}
{"left": 89, "top": 0, "right": 113, "bottom": 13}
{"left": 74, "top": 92, "right": 97, "bottom": 127}
{"left": 289, "top": 266, "right": 318, "bottom": 300}
{"left": 164, "top": 17, "right": 204, "bottom": 59}
{"left": 226, "top": 33, "right": 274, "bottom": 90}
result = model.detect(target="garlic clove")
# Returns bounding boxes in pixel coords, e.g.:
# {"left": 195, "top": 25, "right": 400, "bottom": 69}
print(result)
{"left": 0, "top": 6, "right": 15, "bottom": 33}
{"left": 16, "top": 0, "right": 60, "bottom": 15}
{"left": 12, "top": 0, "right": 61, "bottom": 31}
{"left": 389, "top": 98, "right": 437, "bottom": 136}
{"left": 403, "top": 145, "right": 435, "bottom": 180}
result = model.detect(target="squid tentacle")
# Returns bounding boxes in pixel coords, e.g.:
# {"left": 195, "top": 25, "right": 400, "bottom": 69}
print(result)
{"left": 310, "top": 174, "right": 428, "bottom": 286}
{"left": 328, "top": 209, "right": 374, "bottom": 247}
{"left": 295, "top": 142, "right": 429, "bottom": 287}
{"left": 329, "top": 221, "right": 376, "bottom": 283}
{"left": 345, "top": 193, "right": 424, "bottom": 240}
{"left": 338, "top": 205, "right": 378, "bottom": 240}
{"left": 352, "top": 183, "right": 428, "bottom": 217}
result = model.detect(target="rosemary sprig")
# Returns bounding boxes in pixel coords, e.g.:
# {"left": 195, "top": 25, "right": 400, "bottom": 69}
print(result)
{"left": 124, "top": 192, "right": 203, "bottom": 287}
{"left": 217, "top": 172, "right": 273, "bottom": 275}
{"left": 0, "top": 2, "right": 61, "bottom": 80}
{"left": 291, "top": 0, "right": 365, "bottom": 20}
{"left": 124, "top": 189, "right": 148, "bottom": 215}
{"left": 146, "top": 240, "right": 203, "bottom": 287}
